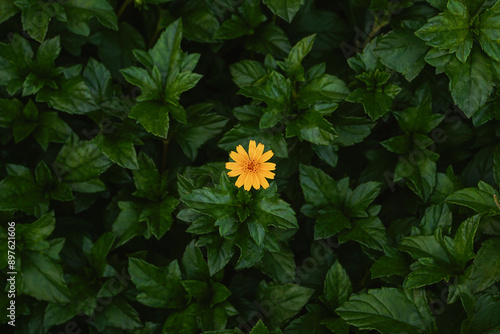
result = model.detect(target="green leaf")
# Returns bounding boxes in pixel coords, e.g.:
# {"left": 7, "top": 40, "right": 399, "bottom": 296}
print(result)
{"left": 36, "top": 76, "right": 100, "bottom": 114}
{"left": 132, "top": 152, "right": 165, "bottom": 201}
{"left": 398, "top": 235, "right": 451, "bottom": 264}
{"left": 444, "top": 48, "right": 495, "bottom": 117}
{"left": 238, "top": 71, "right": 292, "bottom": 129}
{"left": 182, "top": 240, "right": 210, "bottom": 281}
{"left": 469, "top": 237, "right": 500, "bottom": 293}
{"left": 63, "top": 0, "right": 119, "bottom": 36}
{"left": 207, "top": 238, "right": 235, "bottom": 276}
{"left": 381, "top": 134, "right": 411, "bottom": 154}
{"left": 112, "top": 201, "right": 146, "bottom": 247}
{"left": 246, "top": 22, "right": 291, "bottom": 58}
{"left": 0, "top": 0, "right": 18, "bottom": 24}
{"left": 32, "top": 112, "right": 72, "bottom": 150}
{"left": 120, "top": 66, "right": 162, "bottom": 102}
{"left": 344, "top": 182, "right": 381, "bottom": 217}
{"left": 250, "top": 320, "right": 270, "bottom": 334}
{"left": 283, "top": 34, "right": 316, "bottom": 81}
{"left": 129, "top": 101, "right": 171, "bottom": 138}
{"left": 393, "top": 103, "right": 444, "bottom": 134}
{"left": 165, "top": 70, "right": 203, "bottom": 106}
{"left": 297, "top": 74, "right": 350, "bottom": 107}
{"left": 446, "top": 186, "right": 500, "bottom": 215}
{"left": 420, "top": 203, "right": 452, "bottom": 235}
{"left": 415, "top": 0, "right": 472, "bottom": 63}
{"left": 149, "top": 19, "right": 183, "bottom": 76}
{"left": 257, "top": 281, "right": 314, "bottom": 328}
{"left": 128, "top": 258, "right": 186, "bottom": 309}
{"left": 468, "top": 292, "right": 500, "bottom": 334}
{"left": 140, "top": 196, "right": 180, "bottom": 239}
{"left": 89, "top": 232, "right": 116, "bottom": 277}
{"left": 336, "top": 287, "right": 436, "bottom": 334}
{"left": 19, "top": 1, "right": 52, "bottom": 42}
{"left": 20, "top": 251, "right": 71, "bottom": 303}
{"left": 254, "top": 194, "right": 298, "bottom": 230}
{"left": 230, "top": 60, "right": 267, "bottom": 88}
{"left": 258, "top": 247, "right": 296, "bottom": 283}
{"left": 452, "top": 215, "right": 480, "bottom": 268}
{"left": 403, "top": 260, "right": 451, "bottom": 289}
{"left": 93, "top": 298, "right": 142, "bottom": 331}
{"left": 346, "top": 84, "right": 401, "bottom": 120}
{"left": 181, "top": 187, "right": 235, "bottom": 220}
{"left": 176, "top": 104, "right": 228, "bottom": 160}
{"left": 314, "top": 207, "right": 351, "bottom": 240}
{"left": 338, "top": 217, "right": 387, "bottom": 251}
{"left": 17, "top": 211, "right": 55, "bottom": 249}
{"left": 89, "top": 22, "right": 146, "bottom": 78}
{"left": 285, "top": 304, "right": 332, "bottom": 334}
{"left": 395, "top": 152, "right": 438, "bottom": 201}
{"left": 478, "top": 1, "right": 500, "bottom": 61}
{"left": 262, "top": 0, "right": 306, "bottom": 23}
{"left": 375, "top": 29, "right": 429, "bottom": 81}
{"left": 299, "top": 164, "right": 338, "bottom": 207}
{"left": 94, "top": 124, "right": 139, "bottom": 170}
{"left": 323, "top": 260, "right": 353, "bottom": 310}
{"left": 370, "top": 254, "right": 409, "bottom": 278}
{"left": 0, "top": 164, "right": 48, "bottom": 217}
{"left": 53, "top": 135, "right": 111, "bottom": 193}
{"left": 286, "top": 110, "right": 338, "bottom": 145}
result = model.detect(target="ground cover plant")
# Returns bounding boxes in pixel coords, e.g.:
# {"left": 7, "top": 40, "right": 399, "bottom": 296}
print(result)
{"left": 1, "top": 0, "right": 500, "bottom": 333}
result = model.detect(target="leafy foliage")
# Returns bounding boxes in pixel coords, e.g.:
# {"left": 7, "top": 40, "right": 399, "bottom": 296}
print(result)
{"left": 1, "top": 0, "right": 500, "bottom": 333}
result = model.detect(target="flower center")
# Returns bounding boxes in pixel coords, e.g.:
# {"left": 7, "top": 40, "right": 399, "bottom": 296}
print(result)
{"left": 245, "top": 160, "right": 258, "bottom": 173}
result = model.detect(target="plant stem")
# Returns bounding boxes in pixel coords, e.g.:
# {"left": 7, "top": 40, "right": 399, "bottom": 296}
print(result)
{"left": 494, "top": 194, "right": 500, "bottom": 210}
{"left": 360, "top": 11, "right": 390, "bottom": 49}
{"left": 148, "top": 13, "right": 164, "bottom": 49}
{"left": 117, "top": 0, "right": 132, "bottom": 19}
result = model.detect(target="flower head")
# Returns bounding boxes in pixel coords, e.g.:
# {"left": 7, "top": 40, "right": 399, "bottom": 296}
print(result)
{"left": 225, "top": 140, "right": 276, "bottom": 191}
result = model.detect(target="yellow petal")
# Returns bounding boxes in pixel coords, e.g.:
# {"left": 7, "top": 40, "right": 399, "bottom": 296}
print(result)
{"left": 236, "top": 145, "right": 249, "bottom": 160}
{"left": 252, "top": 173, "right": 261, "bottom": 189}
{"left": 226, "top": 162, "right": 241, "bottom": 170}
{"left": 257, "top": 173, "right": 270, "bottom": 189}
{"left": 244, "top": 173, "right": 252, "bottom": 191}
{"left": 257, "top": 150, "right": 274, "bottom": 163}
{"left": 248, "top": 140, "right": 257, "bottom": 160}
{"left": 228, "top": 169, "right": 243, "bottom": 177}
{"left": 259, "top": 162, "right": 276, "bottom": 170}
{"left": 230, "top": 151, "right": 246, "bottom": 163}
{"left": 259, "top": 170, "right": 275, "bottom": 179}
{"left": 254, "top": 143, "right": 264, "bottom": 160}
{"left": 235, "top": 173, "right": 247, "bottom": 188}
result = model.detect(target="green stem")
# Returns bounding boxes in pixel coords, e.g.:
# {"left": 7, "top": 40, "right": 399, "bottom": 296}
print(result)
{"left": 117, "top": 0, "right": 132, "bottom": 19}
{"left": 494, "top": 194, "right": 500, "bottom": 210}
{"left": 148, "top": 13, "right": 164, "bottom": 49}
{"left": 360, "top": 11, "right": 390, "bottom": 49}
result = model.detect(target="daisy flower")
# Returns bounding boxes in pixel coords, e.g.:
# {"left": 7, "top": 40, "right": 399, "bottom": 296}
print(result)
{"left": 225, "top": 140, "right": 276, "bottom": 191}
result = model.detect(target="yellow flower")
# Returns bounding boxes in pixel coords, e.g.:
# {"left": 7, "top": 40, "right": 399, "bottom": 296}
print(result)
{"left": 225, "top": 140, "right": 276, "bottom": 191}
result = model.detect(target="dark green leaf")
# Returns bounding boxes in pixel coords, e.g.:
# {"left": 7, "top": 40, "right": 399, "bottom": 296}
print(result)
{"left": 262, "top": 0, "right": 306, "bottom": 23}
{"left": 375, "top": 29, "right": 428, "bottom": 81}
{"left": 256, "top": 281, "right": 314, "bottom": 328}
{"left": 129, "top": 258, "right": 186, "bottom": 308}
{"left": 63, "top": 0, "right": 119, "bottom": 36}
{"left": 323, "top": 260, "right": 352, "bottom": 310}
{"left": 469, "top": 237, "right": 500, "bottom": 293}
{"left": 336, "top": 287, "right": 436, "bottom": 334}
{"left": 54, "top": 135, "right": 111, "bottom": 193}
